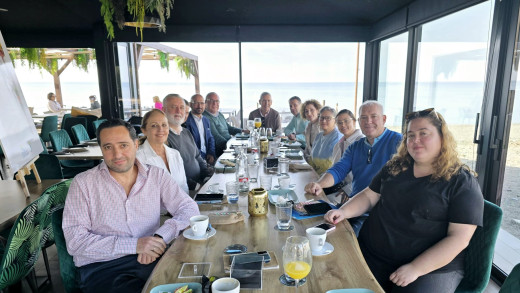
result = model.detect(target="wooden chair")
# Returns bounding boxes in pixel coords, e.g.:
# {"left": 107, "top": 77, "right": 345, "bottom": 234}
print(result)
{"left": 455, "top": 200, "right": 503, "bottom": 293}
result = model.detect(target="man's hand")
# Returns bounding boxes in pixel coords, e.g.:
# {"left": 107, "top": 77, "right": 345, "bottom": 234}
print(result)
{"left": 137, "top": 253, "right": 156, "bottom": 265}
{"left": 389, "top": 263, "right": 421, "bottom": 287}
{"left": 304, "top": 182, "right": 323, "bottom": 196}
{"left": 207, "top": 154, "right": 215, "bottom": 165}
{"left": 137, "top": 236, "right": 166, "bottom": 259}
{"left": 288, "top": 133, "right": 296, "bottom": 140}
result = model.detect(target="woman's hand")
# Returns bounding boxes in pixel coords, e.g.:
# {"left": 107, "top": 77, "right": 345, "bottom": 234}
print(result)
{"left": 324, "top": 209, "right": 346, "bottom": 224}
{"left": 304, "top": 182, "right": 322, "bottom": 196}
{"left": 389, "top": 263, "right": 421, "bottom": 287}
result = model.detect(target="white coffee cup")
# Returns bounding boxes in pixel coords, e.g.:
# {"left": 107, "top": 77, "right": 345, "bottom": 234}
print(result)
{"left": 278, "top": 175, "right": 291, "bottom": 189}
{"left": 211, "top": 277, "right": 240, "bottom": 293}
{"left": 306, "top": 227, "right": 327, "bottom": 252}
{"left": 190, "top": 215, "right": 209, "bottom": 237}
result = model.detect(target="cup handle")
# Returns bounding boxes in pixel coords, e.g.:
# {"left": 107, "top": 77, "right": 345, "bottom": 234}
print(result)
{"left": 319, "top": 239, "right": 324, "bottom": 246}
{"left": 192, "top": 226, "right": 197, "bottom": 232}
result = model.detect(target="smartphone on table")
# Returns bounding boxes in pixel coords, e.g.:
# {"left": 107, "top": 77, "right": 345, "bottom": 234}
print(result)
{"left": 314, "top": 222, "right": 336, "bottom": 233}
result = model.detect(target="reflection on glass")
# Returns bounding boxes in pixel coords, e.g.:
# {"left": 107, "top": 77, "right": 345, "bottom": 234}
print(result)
{"left": 413, "top": 2, "right": 493, "bottom": 170}
{"left": 378, "top": 32, "right": 408, "bottom": 132}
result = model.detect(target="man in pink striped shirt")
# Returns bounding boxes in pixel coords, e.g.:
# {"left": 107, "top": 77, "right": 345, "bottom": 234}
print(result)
{"left": 63, "top": 119, "right": 199, "bottom": 293}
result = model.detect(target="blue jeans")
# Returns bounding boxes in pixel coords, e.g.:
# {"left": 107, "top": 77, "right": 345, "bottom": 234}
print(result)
{"left": 78, "top": 254, "right": 158, "bottom": 293}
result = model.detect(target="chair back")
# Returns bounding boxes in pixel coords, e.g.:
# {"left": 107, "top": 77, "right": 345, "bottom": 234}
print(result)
{"left": 62, "top": 117, "right": 87, "bottom": 144}
{"left": 0, "top": 193, "right": 50, "bottom": 289}
{"left": 60, "top": 113, "right": 72, "bottom": 130}
{"left": 92, "top": 119, "right": 107, "bottom": 135}
{"left": 455, "top": 200, "right": 503, "bottom": 292}
{"left": 40, "top": 115, "right": 58, "bottom": 143}
{"left": 77, "top": 115, "right": 98, "bottom": 138}
{"left": 500, "top": 263, "right": 520, "bottom": 293}
{"left": 40, "top": 180, "right": 73, "bottom": 251}
{"left": 71, "top": 124, "right": 90, "bottom": 144}
{"left": 52, "top": 208, "right": 81, "bottom": 293}
{"left": 49, "top": 129, "right": 74, "bottom": 152}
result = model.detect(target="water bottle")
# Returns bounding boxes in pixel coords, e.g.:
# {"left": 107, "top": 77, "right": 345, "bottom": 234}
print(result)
{"left": 235, "top": 146, "right": 250, "bottom": 192}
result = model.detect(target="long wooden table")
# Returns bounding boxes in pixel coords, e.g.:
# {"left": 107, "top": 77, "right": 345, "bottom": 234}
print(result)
{"left": 0, "top": 179, "right": 66, "bottom": 231}
{"left": 143, "top": 144, "right": 383, "bottom": 292}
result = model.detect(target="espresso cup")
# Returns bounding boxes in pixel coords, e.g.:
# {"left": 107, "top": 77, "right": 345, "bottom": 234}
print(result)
{"left": 211, "top": 277, "right": 240, "bottom": 293}
{"left": 190, "top": 215, "right": 209, "bottom": 237}
{"left": 306, "top": 227, "right": 327, "bottom": 252}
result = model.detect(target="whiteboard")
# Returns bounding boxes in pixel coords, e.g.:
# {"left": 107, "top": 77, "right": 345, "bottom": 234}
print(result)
{"left": 0, "top": 30, "right": 43, "bottom": 175}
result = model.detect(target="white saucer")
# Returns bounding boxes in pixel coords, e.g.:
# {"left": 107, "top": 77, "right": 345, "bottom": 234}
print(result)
{"left": 273, "top": 184, "right": 296, "bottom": 190}
{"left": 183, "top": 227, "right": 217, "bottom": 240}
{"left": 311, "top": 242, "right": 334, "bottom": 256}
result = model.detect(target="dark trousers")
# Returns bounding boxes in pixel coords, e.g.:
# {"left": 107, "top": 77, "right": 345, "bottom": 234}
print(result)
{"left": 360, "top": 242, "right": 463, "bottom": 293}
{"left": 78, "top": 254, "right": 159, "bottom": 293}
{"left": 349, "top": 215, "right": 368, "bottom": 237}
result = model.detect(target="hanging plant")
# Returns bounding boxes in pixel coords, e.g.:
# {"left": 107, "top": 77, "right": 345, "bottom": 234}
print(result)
{"left": 9, "top": 48, "right": 95, "bottom": 75}
{"left": 157, "top": 51, "right": 169, "bottom": 71}
{"left": 99, "top": 0, "right": 175, "bottom": 40}
{"left": 74, "top": 49, "right": 91, "bottom": 72}
{"left": 174, "top": 56, "right": 196, "bottom": 80}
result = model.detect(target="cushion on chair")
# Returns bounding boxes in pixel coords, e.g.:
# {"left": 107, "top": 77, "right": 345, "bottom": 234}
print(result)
{"left": 500, "top": 263, "right": 520, "bottom": 293}
{"left": 0, "top": 193, "right": 50, "bottom": 289}
{"left": 455, "top": 200, "right": 503, "bottom": 293}
{"left": 52, "top": 208, "right": 81, "bottom": 293}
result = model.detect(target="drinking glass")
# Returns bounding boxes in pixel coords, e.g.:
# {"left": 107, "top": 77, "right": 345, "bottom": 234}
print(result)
{"left": 254, "top": 117, "right": 262, "bottom": 129}
{"left": 248, "top": 163, "right": 259, "bottom": 183}
{"left": 247, "top": 119, "right": 255, "bottom": 131}
{"left": 259, "top": 127, "right": 267, "bottom": 137}
{"left": 267, "top": 128, "right": 273, "bottom": 137}
{"left": 226, "top": 181, "right": 239, "bottom": 204}
{"left": 260, "top": 175, "right": 272, "bottom": 191}
{"left": 281, "top": 236, "right": 312, "bottom": 289}
{"left": 275, "top": 202, "right": 293, "bottom": 231}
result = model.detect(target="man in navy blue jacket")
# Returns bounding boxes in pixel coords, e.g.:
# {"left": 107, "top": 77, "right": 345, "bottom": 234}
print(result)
{"left": 185, "top": 94, "right": 217, "bottom": 165}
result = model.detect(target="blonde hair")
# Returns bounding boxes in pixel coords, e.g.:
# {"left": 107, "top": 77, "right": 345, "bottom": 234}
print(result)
{"left": 386, "top": 110, "right": 474, "bottom": 181}
{"left": 300, "top": 99, "right": 322, "bottom": 120}
{"left": 153, "top": 96, "right": 160, "bottom": 103}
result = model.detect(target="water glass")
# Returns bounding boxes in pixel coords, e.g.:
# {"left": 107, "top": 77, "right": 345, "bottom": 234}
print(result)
{"left": 267, "top": 128, "right": 273, "bottom": 137}
{"left": 226, "top": 181, "right": 239, "bottom": 204}
{"left": 248, "top": 163, "right": 259, "bottom": 183}
{"left": 278, "top": 175, "right": 291, "bottom": 190}
{"left": 276, "top": 201, "right": 293, "bottom": 230}
{"left": 247, "top": 153, "right": 256, "bottom": 164}
{"left": 260, "top": 175, "right": 272, "bottom": 191}
{"left": 278, "top": 158, "right": 290, "bottom": 175}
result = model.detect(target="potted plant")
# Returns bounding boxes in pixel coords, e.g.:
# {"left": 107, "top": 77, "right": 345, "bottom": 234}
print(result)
{"left": 100, "top": 0, "right": 174, "bottom": 40}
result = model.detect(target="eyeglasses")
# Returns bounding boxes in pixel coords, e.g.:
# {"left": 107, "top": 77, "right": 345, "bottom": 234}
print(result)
{"left": 367, "top": 148, "right": 372, "bottom": 164}
{"left": 336, "top": 119, "right": 352, "bottom": 126}
{"left": 207, "top": 99, "right": 220, "bottom": 103}
{"left": 405, "top": 108, "right": 439, "bottom": 122}
{"left": 319, "top": 116, "right": 334, "bottom": 122}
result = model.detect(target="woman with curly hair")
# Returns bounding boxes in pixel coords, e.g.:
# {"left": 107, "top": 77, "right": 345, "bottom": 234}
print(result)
{"left": 325, "top": 108, "right": 483, "bottom": 292}
{"left": 301, "top": 99, "right": 322, "bottom": 161}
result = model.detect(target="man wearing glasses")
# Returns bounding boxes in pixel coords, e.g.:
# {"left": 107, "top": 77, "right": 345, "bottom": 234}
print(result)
{"left": 305, "top": 100, "right": 402, "bottom": 235}
{"left": 203, "top": 92, "right": 244, "bottom": 157}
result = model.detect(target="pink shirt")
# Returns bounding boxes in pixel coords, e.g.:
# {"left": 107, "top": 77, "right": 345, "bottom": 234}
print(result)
{"left": 63, "top": 159, "right": 199, "bottom": 267}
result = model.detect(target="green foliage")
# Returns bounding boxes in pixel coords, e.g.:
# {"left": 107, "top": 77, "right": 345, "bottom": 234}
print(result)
{"left": 19, "top": 48, "right": 45, "bottom": 71}
{"left": 100, "top": 0, "right": 175, "bottom": 40}
{"left": 10, "top": 48, "right": 94, "bottom": 74}
{"left": 174, "top": 56, "right": 196, "bottom": 80}
{"left": 158, "top": 51, "right": 169, "bottom": 71}
{"left": 74, "top": 49, "right": 91, "bottom": 71}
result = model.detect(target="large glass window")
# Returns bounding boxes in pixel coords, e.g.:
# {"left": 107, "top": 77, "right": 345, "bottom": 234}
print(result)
{"left": 496, "top": 4, "right": 520, "bottom": 275}
{"left": 378, "top": 32, "right": 408, "bottom": 132}
{"left": 137, "top": 43, "right": 240, "bottom": 125}
{"left": 241, "top": 43, "right": 365, "bottom": 127}
{"left": 413, "top": 2, "right": 494, "bottom": 169}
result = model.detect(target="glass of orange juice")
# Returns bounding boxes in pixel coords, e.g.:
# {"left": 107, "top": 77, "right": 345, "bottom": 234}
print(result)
{"left": 281, "top": 236, "right": 312, "bottom": 290}
{"left": 254, "top": 117, "right": 262, "bottom": 128}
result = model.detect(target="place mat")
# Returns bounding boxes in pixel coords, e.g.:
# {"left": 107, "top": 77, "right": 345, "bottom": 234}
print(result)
{"left": 223, "top": 251, "right": 279, "bottom": 273}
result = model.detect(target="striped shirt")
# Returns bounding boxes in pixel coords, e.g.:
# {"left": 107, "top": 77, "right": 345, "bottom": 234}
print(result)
{"left": 63, "top": 159, "right": 199, "bottom": 267}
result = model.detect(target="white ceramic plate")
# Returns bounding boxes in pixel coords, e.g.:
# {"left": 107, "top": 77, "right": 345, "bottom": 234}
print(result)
{"left": 183, "top": 227, "right": 216, "bottom": 240}
{"left": 311, "top": 242, "right": 334, "bottom": 256}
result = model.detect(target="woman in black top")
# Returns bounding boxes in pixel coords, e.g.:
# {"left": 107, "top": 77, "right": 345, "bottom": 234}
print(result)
{"left": 325, "top": 108, "right": 483, "bottom": 292}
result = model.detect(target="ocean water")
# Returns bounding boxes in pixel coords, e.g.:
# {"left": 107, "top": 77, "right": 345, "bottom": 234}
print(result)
{"left": 20, "top": 81, "right": 519, "bottom": 125}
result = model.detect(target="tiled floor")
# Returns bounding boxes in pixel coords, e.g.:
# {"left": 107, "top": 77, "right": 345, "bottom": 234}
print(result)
{"left": 16, "top": 245, "right": 501, "bottom": 293}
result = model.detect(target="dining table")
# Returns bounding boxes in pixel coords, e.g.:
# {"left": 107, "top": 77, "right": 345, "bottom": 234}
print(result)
{"left": 54, "top": 144, "right": 103, "bottom": 161}
{"left": 142, "top": 138, "right": 384, "bottom": 293}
